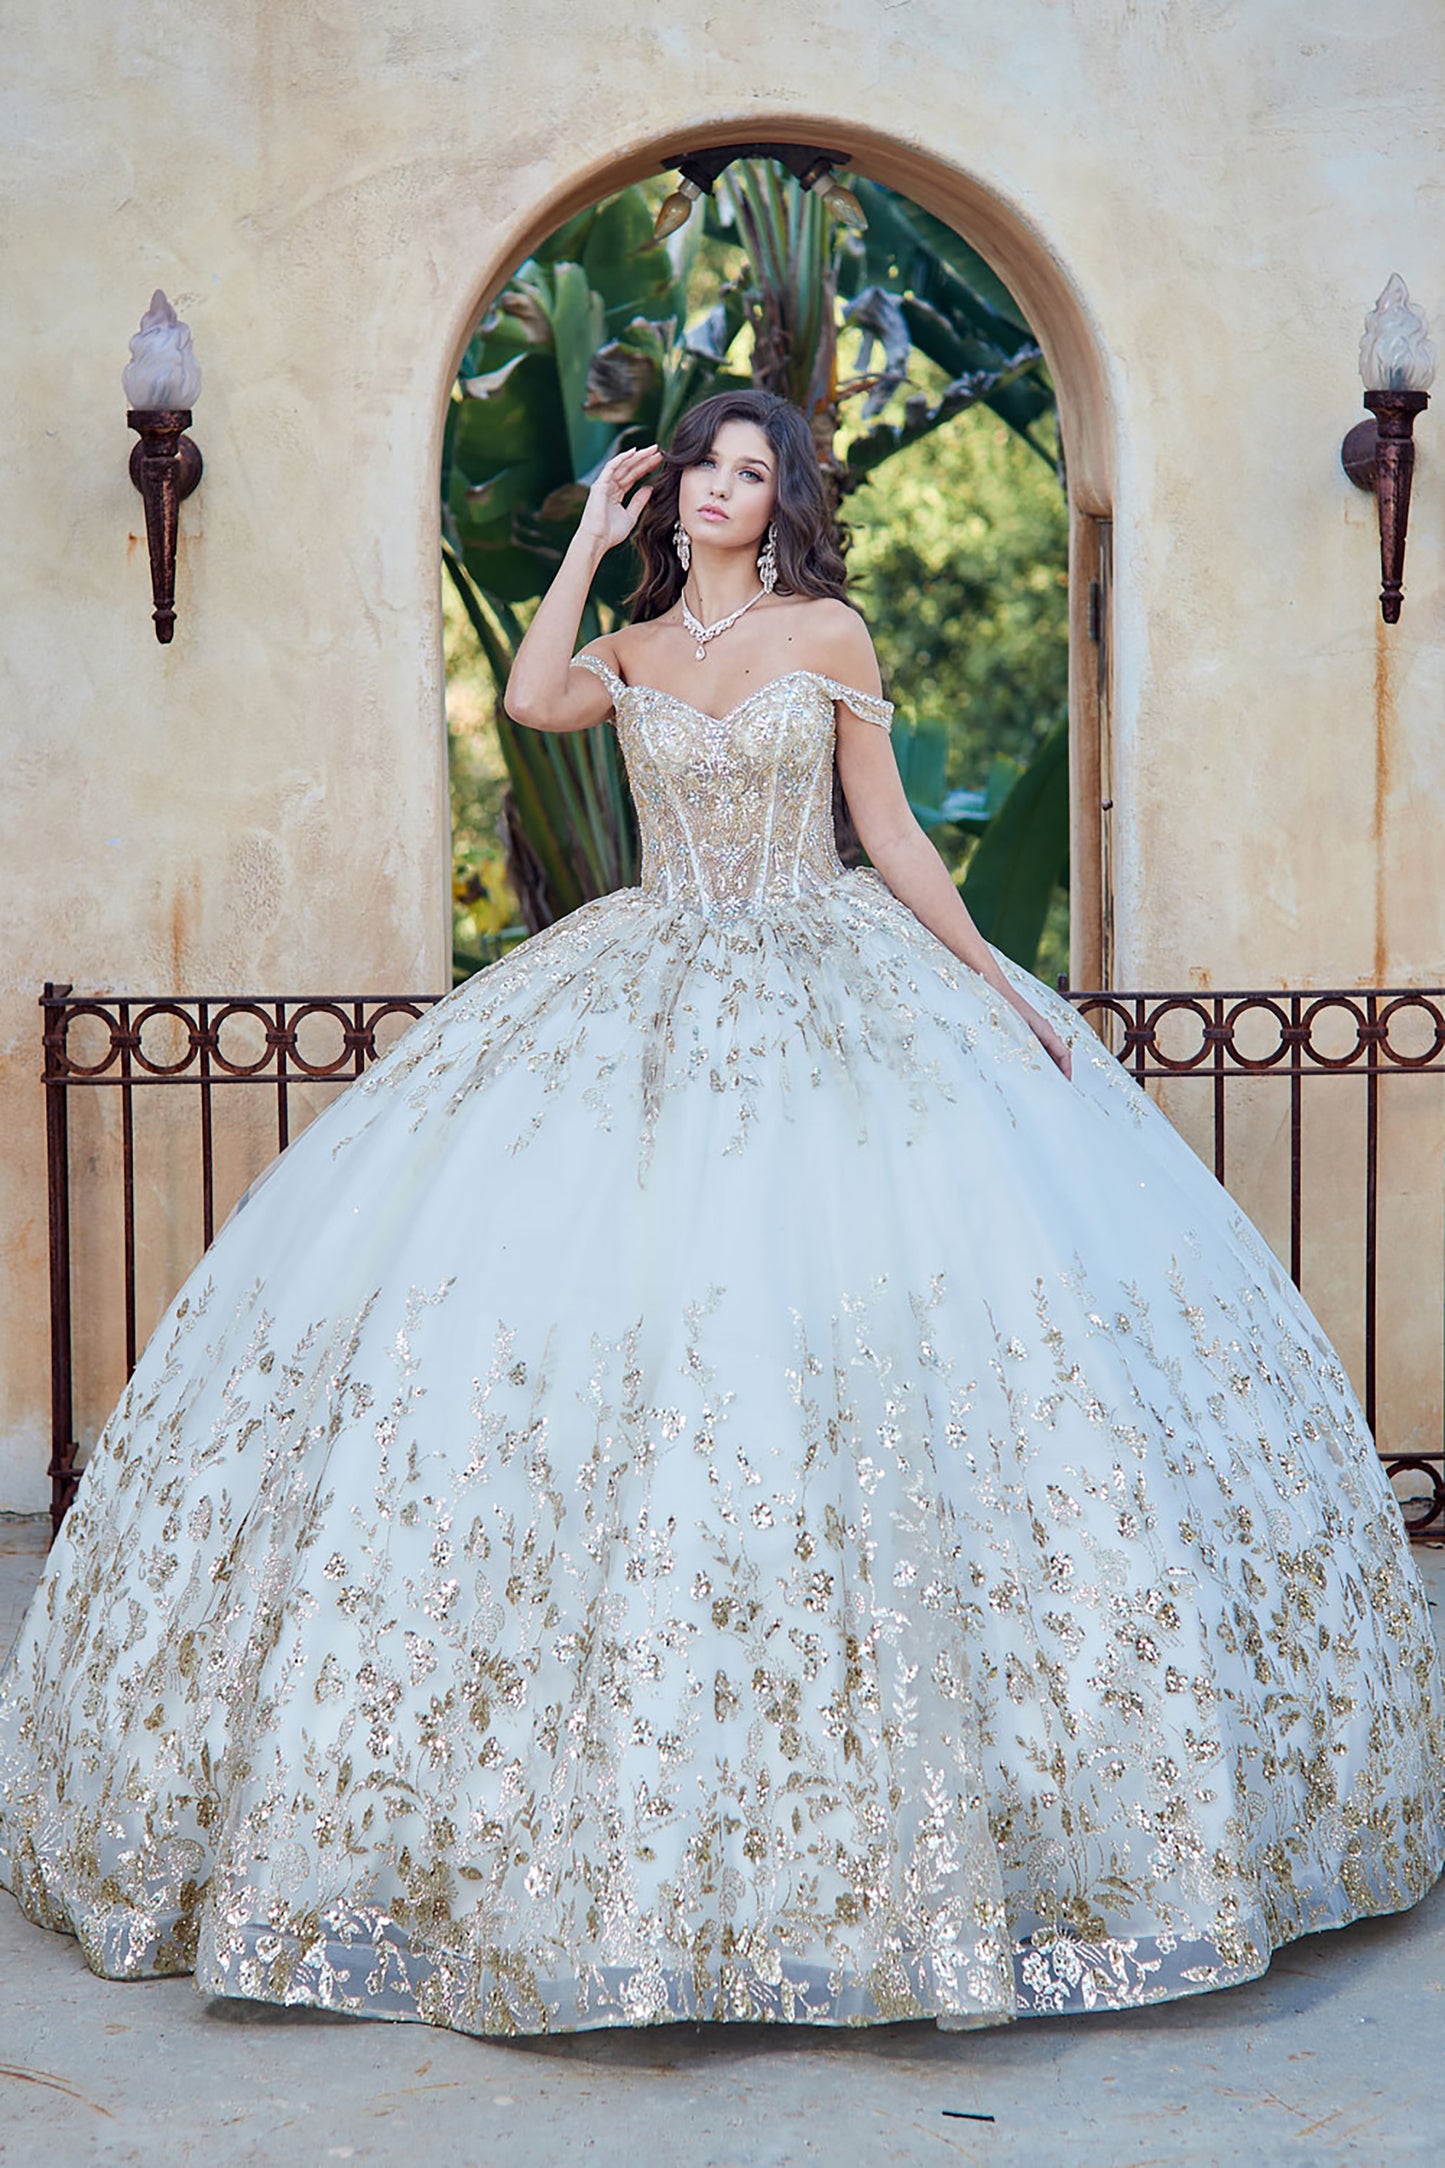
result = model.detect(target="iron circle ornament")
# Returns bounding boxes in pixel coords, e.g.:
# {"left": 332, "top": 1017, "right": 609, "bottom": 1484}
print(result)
{"left": 131, "top": 1001, "right": 208, "bottom": 1077}
{"left": 209, "top": 1002, "right": 287, "bottom": 1078}
{"left": 52, "top": 1001, "right": 129, "bottom": 1080}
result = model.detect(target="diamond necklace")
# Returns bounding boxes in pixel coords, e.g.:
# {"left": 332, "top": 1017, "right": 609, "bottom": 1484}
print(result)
{"left": 680, "top": 582, "right": 767, "bottom": 661}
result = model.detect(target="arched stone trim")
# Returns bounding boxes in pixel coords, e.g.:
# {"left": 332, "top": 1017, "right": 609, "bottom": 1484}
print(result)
{"left": 433, "top": 119, "right": 1118, "bottom": 983}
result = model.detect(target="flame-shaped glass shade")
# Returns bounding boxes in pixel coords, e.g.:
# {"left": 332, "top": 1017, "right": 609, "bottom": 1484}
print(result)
{"left": 805, "top": 172, "right": 868, "bottom": 232}
{"left": 1359, "top": 274, "right": 1436, "bottom": 394}
{"left": 122, "top": 290, "right": 202, "bottom": 410}
{"left": 652, "top": 179, "right": 702, "bottom": 242}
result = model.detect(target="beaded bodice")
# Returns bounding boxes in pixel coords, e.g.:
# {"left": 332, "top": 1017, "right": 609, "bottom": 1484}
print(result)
{"left": 571, "top": 656, "right": 894, "bottom": 918}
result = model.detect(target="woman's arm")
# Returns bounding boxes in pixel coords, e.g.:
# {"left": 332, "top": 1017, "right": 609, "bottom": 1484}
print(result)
{"left": 504, "top": 445, "right": 660, "bottom": 733}
{"left": 829, "top": 616, "right": 1073, "bottom": 1082}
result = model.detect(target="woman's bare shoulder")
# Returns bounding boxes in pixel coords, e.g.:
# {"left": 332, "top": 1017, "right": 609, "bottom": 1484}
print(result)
{"left": 607, "top": 619, "right": 676, "bottom": 675}
{"left": 797, "top": 596, "right": 880, "bottom": 686}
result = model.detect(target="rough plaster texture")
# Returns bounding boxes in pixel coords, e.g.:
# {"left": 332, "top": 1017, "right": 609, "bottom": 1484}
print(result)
{"left": 2, "top": 1, "right": 1444, "bottom": 1507}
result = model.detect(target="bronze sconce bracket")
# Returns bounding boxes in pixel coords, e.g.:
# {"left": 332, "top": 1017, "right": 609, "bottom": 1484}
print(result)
{"left": 1341, "top": 388, "right": 1429, "bottom": 626}
{"left": 653, "top": 143, "right": 865, "bottom": 239}
{"left": 128, "top": 408, "right": 203, "bottom": 644}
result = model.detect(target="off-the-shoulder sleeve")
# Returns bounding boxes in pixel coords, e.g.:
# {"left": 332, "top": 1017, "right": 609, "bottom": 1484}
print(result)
{"left": 818, "top": 676, "right": 894, "bottom": 732}
{"left": 569, "top": 651, "right": 627, "bottom": 708}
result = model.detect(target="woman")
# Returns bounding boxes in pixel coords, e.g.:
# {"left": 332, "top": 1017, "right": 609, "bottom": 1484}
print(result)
{"left": 2, "top": 391, "right": 1441, "bottom": 2037}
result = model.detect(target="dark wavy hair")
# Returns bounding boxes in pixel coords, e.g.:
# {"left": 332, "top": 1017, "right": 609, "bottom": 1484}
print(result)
{"left": 628, "top": 390, "right": 848, "bottom": 621}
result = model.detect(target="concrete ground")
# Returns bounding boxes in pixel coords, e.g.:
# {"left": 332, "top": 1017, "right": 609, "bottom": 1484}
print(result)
{"left": 2, "top": 1512, "right": 1444, "bottom": 2168}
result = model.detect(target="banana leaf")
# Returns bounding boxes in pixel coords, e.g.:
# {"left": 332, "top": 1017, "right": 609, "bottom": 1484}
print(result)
{"left": 534, "top": 190, "right": 686, "bottom": 332}
{"left": 719, "top": 162, "right": 839, "bottom": 426}
{"left": 890, "top": 717, "right": 950, "bottom": 828}
{"left": 959, "top": 716, "right": 1069, "bottom": 969}
{"left": 937, "top": 756, "right": 1025, "bottom": 835}
{"left": 444, "top": 544, "right": 638, "bottom": 923}
{"left": 843, "top": 347, "right": 1049, "bottom": 484}
{"left": 849, "top": 181, "right": 1031, "bottom": 340}
{"left": 549, "top": 262, "right": 612, "bottom": 477}
{"left": 894, "top": 720, "right": 1031, "bottom": 838}
{"left": 839, "top": 179, "right": 1056, "bottom": 463}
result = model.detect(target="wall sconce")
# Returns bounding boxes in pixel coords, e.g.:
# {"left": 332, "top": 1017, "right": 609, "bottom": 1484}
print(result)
{"left": 1341, "top": 274, "right": 1435, "bottom": 623}
{"left": 653, "top": 144, "right": 866, "bottom": 242}
{"left": 123, "top": 291, "right": 203, "bottom": 643}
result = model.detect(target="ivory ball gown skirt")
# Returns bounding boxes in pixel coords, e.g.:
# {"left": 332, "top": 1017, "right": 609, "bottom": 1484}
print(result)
{"left": 2, "top": 661, "right": 1441, "bottom": 2036}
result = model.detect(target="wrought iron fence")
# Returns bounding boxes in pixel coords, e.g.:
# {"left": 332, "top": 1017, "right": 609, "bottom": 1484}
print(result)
{"left": 39, "top": 979, "right": 1445, "bottom": 1539}
{"left": 41, "top": 986, "right": 441, "bottom": 1533}
{"left": 1061, "top": 981, "right": 1445, "bottom": 1536}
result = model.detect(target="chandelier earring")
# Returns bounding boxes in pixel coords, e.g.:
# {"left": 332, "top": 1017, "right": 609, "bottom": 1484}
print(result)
{"left": 757, "top": 521, "right": 778, "bottom": 594}
{"left": 672, "top": 518, "right": 692, "bottom": 574}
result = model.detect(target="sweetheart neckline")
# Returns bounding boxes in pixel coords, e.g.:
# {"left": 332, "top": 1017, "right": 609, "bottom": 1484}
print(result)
{"left": 609, "top": 668, "right": 874, "bottom": 729}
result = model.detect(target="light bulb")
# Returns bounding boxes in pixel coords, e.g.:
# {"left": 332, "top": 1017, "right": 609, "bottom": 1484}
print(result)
{"left": 653, "top": 179, "right": 703, "bottom": 241}
{"left": 809, "top": 174, "right": 867, "bottom": 232}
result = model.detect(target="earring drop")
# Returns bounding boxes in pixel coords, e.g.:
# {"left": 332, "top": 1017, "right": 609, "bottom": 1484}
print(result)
{"left": 757, "top": 522, "right": 778, "bottom": 594}
{"left": 672, "top": 518, "right": 692, "bottom": 573}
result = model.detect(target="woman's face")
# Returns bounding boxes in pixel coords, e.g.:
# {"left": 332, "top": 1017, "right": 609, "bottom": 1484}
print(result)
{"left": 676, "top": 419, "right": 778, "bottom": 555}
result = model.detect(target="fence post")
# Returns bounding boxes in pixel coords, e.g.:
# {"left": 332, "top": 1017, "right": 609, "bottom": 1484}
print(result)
{"left": 41, "top": 984, "right": 76, "bottom": 1542}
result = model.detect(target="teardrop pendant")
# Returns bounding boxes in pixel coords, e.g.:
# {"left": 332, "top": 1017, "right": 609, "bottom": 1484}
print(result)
{"left": 681, "top": 584, "right": 767, "bottom": 660}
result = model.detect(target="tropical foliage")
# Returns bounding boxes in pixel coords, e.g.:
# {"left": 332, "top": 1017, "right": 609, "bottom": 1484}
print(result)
{"left": 442, "top": 166, "right": 1070, "bottom": 977}
{"left": 846, "top": 398, "right": 1070, "bottom": 984}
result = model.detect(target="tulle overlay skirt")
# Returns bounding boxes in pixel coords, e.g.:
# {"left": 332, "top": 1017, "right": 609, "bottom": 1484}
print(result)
{"left": 2, "top": 867, "right": 1442, "bottom": 2035}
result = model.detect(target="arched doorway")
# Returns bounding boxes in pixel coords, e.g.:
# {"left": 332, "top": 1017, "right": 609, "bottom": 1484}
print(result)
{"left": 432, "top": 122, "right": 1117, "bottom": 989}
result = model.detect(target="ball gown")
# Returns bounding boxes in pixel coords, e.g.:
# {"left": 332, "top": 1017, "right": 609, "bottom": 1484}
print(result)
{"left": 2, "top": 656, "right": 1442, "bottom": 2039}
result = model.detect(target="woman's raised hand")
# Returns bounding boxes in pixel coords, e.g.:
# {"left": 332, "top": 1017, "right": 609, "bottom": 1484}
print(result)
{"left": 578, "top": 445, "right": 663, "bottom": 553}
{"left": 504, "top": 444, "right": 663, "bottom": 729}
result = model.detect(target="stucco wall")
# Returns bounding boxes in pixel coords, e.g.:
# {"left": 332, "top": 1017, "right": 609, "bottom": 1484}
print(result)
{"left": 2, "top": 0, "right": 1442, "bottom": 1508}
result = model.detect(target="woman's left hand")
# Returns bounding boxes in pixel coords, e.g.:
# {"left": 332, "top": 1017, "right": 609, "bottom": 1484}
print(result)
{"left": 1010, "top": 997, "right": 1074, "bottom": 1082}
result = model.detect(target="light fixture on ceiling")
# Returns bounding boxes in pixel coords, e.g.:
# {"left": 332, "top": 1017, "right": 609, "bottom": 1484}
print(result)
{"left": 652, "top": 144, "right": 867, "bottom": 242}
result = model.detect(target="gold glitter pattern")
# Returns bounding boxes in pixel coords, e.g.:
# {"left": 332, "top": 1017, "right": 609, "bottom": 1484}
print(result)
{"left": 1, "top": 672, "right": 1442, "bottom": 2039}
{"left": 572, "top": 658, "right": 894, "bottom": 918}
